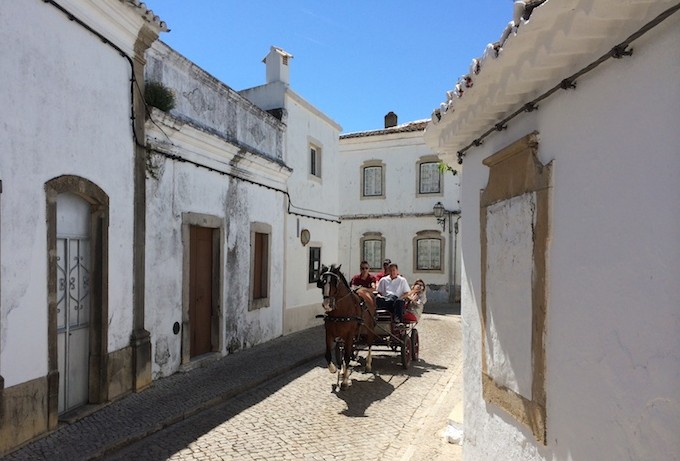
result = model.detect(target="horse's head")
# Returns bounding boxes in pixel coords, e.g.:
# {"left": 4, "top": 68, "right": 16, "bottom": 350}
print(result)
{"left": 318, "top": 264, "right": 346, "bottom": 312}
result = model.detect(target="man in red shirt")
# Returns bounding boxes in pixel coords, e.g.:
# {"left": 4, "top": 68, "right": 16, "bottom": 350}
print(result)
{"left": 350, "top": 261, "right": 376, "bottom": 289}
{"left": 373, "top": 258, "right": 391, "bottom": 284}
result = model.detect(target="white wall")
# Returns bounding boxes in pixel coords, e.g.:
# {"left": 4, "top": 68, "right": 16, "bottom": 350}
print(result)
{"left": 241, "top": 75, "right": 342, "bottom": 334}
{"left": 461, "top": 17, "right": 680, "bottom": 460}
{"left": 0, "top": 1, "right": 137, "bottom": 386}
{"left": 281, "top": 92, "right": 341, "bottom": 333}
{"left": 144, "top": 43, "right": 289, "bottom": 377}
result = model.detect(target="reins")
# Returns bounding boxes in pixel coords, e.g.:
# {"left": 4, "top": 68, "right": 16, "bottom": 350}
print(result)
{"left": 320, "top": 270, "right": 371, "bottom": 324}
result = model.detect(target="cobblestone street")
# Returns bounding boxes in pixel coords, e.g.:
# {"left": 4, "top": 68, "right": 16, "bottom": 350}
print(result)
{"left": 104, "top": 310, "right": 462, "bottom": 461}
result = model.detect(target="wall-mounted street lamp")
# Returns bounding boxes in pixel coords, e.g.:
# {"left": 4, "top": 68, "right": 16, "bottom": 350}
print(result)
{"left": 433, "top": 201, "right": 462, "bottom": 304}
{"left": 433, "top": 201, "right": 448, "bottom": 231}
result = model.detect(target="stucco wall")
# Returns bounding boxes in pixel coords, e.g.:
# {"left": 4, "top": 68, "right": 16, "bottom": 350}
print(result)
{"left": 0, "top": 1, "right": 136, "bottom": 386}
{"left": 145, "top": 154, "right": 286, "bottom": 378}
{"left": 144, "top": 44, "right": 288, "bottom": 378}
{"left": 280, "top": 93, "right": 341, "bottom": 333}
{"left": 146, "top": 42, "right": 285, "bottom": 164}
{"left": 241, "top": 82, "right": 343, "bottom": 333}
{"left": 461, "top": 17, "right": 680, "bottom": 460}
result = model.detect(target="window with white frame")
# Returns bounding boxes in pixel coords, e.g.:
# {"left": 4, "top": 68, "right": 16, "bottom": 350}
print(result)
{"left": 310, "top": 144, "right": 321, "bottom": 178}
{"left": 416, "top": 237, "right": 442, "bottom": 271}
{"left": 361, "top": 161, "right": 384, "bottom": 198}
{"left": 418, "top": 161, "right": 441, "bottom": 194}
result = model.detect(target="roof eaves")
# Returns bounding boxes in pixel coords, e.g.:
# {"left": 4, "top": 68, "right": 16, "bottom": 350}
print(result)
{"left": 121, "top": 0, "right": 169, "bottom": 32}
{"left": 341, "top": 120, "right": 428, "bottom": 139}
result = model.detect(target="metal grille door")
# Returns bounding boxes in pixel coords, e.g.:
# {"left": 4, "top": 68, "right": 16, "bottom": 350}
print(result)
{"left": 56, "top": 193, "right": 91, "bottom": 413}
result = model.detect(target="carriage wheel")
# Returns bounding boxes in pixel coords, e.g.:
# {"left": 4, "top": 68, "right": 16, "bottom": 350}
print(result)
{"left": 411, "top": 328, "right": 420, "bottom": 362}
{"left": 400, "top": 333, "right": 412, "bottom": 369}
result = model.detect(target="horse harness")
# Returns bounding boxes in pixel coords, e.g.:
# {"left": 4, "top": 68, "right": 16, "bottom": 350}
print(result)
{"left": 320, "top": 270, "right": 370, "bottom": 325}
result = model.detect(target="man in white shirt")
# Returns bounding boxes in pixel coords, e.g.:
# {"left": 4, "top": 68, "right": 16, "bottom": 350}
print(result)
{"left": 376, "top": 263, "right": 410, "bottom": 322}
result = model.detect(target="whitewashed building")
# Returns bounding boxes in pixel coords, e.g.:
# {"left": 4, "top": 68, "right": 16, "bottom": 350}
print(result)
{"left": 425, "top": 0, "right": 680, "bottom": 459}
{"left": 240, "top": 47, "right": 342, "bottom": 335}
{"left": 0, "top": 0, "right": 166, "bottom": 453}
{"left": 339, "top": 115, "right": 461, "bottom": 302}
{"left": 143, "top": 42, "right": 290, "bottom": 378}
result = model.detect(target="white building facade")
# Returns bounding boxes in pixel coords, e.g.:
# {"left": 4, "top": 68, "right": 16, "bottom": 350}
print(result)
{"left": 425, "top": 1, "right": 680, "bottom": 459}
{"left": 143, "top": 42, "right": 290, "bottom": 379}
{"left": 339, "top": 115, "right": 461, "bottom": 302}
{"left": 240, "top": 47, "right": 342, "bottom": 335}
{"left": 0, "top": 0, "right": 165, "bottom": 452}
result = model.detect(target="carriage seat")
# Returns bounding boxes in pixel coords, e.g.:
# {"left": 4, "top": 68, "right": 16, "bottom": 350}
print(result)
{"left": 375, "top": 308, "right": 393, "bottom": 332}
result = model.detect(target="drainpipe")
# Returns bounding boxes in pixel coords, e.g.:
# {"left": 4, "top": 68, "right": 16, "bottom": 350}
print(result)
{"left": 450, "top": 215, "right": 461, "bottom": 304}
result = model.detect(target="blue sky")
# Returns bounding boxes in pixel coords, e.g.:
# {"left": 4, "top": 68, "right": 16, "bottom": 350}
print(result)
{"left": 147, "top": 1, "right": 513, "bottom": 134}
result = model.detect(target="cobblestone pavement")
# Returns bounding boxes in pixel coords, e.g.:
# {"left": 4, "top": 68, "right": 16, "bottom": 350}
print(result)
{"left": 104, "top": 310, "right": 462, "bottom": 461}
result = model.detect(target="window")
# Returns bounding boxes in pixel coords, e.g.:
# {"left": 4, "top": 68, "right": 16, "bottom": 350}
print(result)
{"left": 310, "top": 145, "right": 321, "bottom": 177}
{"left": 360, "top": 160, "right": 385, "bottom": 199}
{"left": 363, "top": 166, "right": 382, "bottom": 196}
{"left": 416, "top": 238, "right": 442, "bottom": 270}
{"left": 308, "top": 246, "right": 321, "bottom": 283}
{"left": 253, "top": 232, "right": 269, "bottom": 299}
{"left": 418, "top": 161, "right": 441, "bottom": 194}
{"left": 250, "top": 223, "right": 271, "bottom": 310}
{"left": 362, "top": 239, "right": 383, "bottom": 269}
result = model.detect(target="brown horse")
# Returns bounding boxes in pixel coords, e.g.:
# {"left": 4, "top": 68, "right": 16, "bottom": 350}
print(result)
{"left": 317, "top": 264, "right": 377, "bottom": 389}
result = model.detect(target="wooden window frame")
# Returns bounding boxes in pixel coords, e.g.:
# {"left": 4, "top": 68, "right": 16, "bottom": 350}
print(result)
{"left": 250, "top": 222, "right": 272, "bottom": 310}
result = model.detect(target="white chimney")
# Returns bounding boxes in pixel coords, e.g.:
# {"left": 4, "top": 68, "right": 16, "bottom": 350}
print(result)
{"left": 263, "top": 46, "right": 294, "bottom": 85}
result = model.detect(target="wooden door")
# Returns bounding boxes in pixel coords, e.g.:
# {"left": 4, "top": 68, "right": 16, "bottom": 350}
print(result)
{"left": 189, "top": 226, "right": 213, "bottom": 357}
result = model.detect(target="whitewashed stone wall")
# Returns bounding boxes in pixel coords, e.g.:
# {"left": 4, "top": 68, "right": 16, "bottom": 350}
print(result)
{"left": 144, "top": 43, "right": 289, "bottom": 378}
{"left": 457, "top": 16, "right": 680, "bottom": 460}
{"left": 0, "top": 0, "right": 138, "bottom": 387}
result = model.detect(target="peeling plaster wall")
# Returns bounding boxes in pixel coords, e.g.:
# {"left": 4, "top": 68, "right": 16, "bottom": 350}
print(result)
{"left": 0, "top": 1, "right": 136, "bottom": 386}
{"left": 145, "top": 158, "right": 285, "bottom": 378}
{"left": 146, "top": 42, "right": 285, "bottom": 163}
{"left": 485, "top": 193, "right": 535, "bottom": 399}
{"left": 144, "top": 43, "right": 287, "bottom": 378}
{"left": 461, "top": 18, "right": 680, "bottom": 460}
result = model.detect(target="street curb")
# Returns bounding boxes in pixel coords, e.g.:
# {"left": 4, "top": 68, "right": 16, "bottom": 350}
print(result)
{"left": 91, "top": 352, "right": 325, "bottom": 459}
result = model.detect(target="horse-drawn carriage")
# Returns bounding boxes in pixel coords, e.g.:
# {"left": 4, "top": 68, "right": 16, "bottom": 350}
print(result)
{"left": 317, "top": 264, "right": 420, "bottom": 389}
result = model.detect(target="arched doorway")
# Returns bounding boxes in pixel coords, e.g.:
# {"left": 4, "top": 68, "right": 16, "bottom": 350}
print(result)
{"left": 45, "top": 176, "right": 108, "bottom": 423}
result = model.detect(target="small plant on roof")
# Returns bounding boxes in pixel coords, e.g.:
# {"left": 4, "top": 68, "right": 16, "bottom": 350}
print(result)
{"left": 144, "top": 81, "right": 175, "bottom": 112}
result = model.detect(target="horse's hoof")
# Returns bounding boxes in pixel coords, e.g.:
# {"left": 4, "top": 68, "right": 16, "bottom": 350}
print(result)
{"left": 328, "top": 363, "right": 337, "bottom": 374}
{"left": 340, "top": 382, "right": 349, "bottom": 390}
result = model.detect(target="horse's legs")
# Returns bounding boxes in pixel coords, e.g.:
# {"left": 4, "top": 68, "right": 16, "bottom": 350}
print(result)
{"left": 365, "top": 345, "right": 373, "bottom": 373}
{"left": 340, "top": 339, "right": 352, "bottom": 389}
{"left": 326, "top": 332, "right": 337, "bottom": 374}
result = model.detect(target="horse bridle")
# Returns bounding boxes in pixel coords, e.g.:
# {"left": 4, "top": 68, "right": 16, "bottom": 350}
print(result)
{"left": 319, "top": 270, "right": 369, "bottom": 323}
{"left": 319, "top": 270, "right": 354, "bottom": 310}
